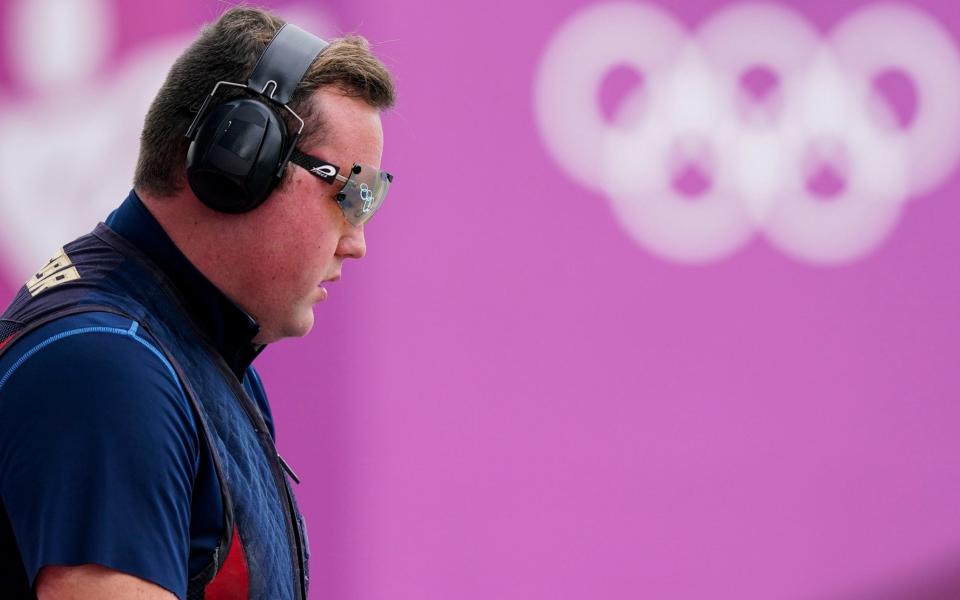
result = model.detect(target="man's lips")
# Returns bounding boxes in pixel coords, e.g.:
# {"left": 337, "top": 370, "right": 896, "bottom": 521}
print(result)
{"left": 317, "top": 274, "right": 340, "bottom": 302}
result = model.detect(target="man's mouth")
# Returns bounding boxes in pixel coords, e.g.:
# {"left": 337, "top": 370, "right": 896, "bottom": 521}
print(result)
{"left": 316, "top": 274, "right": 340, "bottom": 302}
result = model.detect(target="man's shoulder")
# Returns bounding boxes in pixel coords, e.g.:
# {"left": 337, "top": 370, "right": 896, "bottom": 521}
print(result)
{"left": 1, "top": 310, "right": 159, "bottom": 381}
{"left": 0, "top": 310, "right": 195, "bottom": 435}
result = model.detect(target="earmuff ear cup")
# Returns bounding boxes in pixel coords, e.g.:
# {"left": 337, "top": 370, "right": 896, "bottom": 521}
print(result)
{"left": 186, "top": 98, "right": 288, "bottom": 213}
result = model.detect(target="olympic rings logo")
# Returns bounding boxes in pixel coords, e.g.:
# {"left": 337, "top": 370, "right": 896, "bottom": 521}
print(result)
{"left": 534, "top": 3, "right": 960, "bottom": 265}
{"left": 359, "top": 183, "right": 375, "bottom": 212}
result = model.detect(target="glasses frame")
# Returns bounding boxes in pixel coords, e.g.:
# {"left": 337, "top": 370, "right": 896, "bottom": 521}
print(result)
{"left": 289, "top": 148, "right": 394, "bottom": 226}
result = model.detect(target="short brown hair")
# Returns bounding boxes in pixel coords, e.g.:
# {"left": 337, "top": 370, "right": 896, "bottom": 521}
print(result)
{"left": 134, "top": 7, "right": 396, "bottom": 198}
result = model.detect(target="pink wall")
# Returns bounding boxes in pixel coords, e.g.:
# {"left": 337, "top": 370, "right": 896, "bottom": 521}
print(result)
{"left": 2, "top": 0, "right": 960, "bottom": 598}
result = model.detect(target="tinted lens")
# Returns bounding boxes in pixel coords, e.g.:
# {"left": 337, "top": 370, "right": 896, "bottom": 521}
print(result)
{"left": 336, "top": 164, "right": 392, "bottom": 226}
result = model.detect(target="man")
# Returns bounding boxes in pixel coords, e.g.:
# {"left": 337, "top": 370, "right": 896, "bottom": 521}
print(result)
{"left": 0, "top": 6, "right": 395, "bottom": 599}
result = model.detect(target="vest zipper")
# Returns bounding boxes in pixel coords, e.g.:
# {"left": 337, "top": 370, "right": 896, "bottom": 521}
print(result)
{"left": 278, "top": 453, "right": 302, "bottom": 484}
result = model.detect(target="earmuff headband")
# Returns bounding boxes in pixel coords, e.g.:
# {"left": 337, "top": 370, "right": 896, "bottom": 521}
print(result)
{"left": 249, "top": 24, "right": 329, "bottom": 105}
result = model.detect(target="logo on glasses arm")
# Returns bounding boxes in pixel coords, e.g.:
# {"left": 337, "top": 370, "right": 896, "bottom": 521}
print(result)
{"left": 310, "top": 164, "right": 338, "bottom": 181}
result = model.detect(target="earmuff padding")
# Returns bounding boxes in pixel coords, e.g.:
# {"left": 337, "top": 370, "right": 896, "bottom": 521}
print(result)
{"left": 186, "top": 99, "right": 287, "bottom": 213}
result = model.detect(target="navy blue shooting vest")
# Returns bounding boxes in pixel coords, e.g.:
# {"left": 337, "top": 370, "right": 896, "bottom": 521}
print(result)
{"left": 0, "top": 224, "right": 309, "bottom": 600}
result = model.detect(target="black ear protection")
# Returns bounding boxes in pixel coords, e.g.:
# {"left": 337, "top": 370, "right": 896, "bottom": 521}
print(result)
{"left": 185, "top": 24, "right": 329, "bottom": 214}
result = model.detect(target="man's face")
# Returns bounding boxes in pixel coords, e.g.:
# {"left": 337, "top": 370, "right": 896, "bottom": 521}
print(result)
{"left": 244, "top": 86, "right": 384, "bottom": 344}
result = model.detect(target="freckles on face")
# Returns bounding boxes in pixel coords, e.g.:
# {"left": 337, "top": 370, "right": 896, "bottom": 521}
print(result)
{"left": 282, "top": 174, "right": 344, "bottom": 279}
{"left": 245, "top": 88, "right": 384, "bottom": 342}
{"left": 235, "top": 173, "right": 341, "bottom": 340}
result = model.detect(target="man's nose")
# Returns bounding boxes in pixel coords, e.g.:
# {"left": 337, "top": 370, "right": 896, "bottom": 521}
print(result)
{"left": 338, "top": 224, "right": 366, "bottom": 259}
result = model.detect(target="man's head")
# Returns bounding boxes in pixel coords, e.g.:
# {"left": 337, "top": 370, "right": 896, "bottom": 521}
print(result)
{"left": 133, "top": 7, "right": 396, "bottom": 344}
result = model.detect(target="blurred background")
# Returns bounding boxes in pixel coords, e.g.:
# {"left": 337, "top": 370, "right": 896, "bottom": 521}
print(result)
{"left": 2, "top": 0, "right": 960, "bottom": 598}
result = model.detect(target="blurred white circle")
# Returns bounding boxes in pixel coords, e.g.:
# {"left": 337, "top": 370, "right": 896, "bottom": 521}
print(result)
{"left": 8, "top": 0, "right": 114, "bottom": 91}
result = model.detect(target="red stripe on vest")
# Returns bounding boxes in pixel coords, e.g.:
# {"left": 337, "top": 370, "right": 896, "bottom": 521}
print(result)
{"left": 203, "top": 527, "right": 249, "bottom": 600}
{"left": 0, "top": 334, "right": 15, "bottom": 352}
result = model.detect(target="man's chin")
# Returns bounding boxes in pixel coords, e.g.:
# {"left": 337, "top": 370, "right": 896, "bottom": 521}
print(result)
{"left": 283, "top": 314, "right": 315, "bottom": 341}
{"left": 291, "top": 310, "right": 316, "bottom": 338}
{"left": 253, "top": 311, "right": 315, "bottom": 344}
